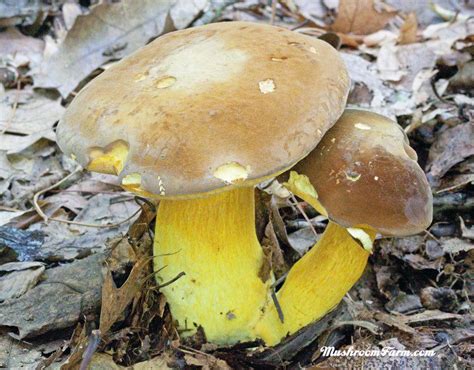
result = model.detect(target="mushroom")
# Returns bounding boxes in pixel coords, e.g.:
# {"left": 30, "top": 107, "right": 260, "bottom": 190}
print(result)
{"left": 255, "top": 109, "right": 433, "bottom": 344}
{"left": 56, "top": 21, "right": 350, "bottom": 344}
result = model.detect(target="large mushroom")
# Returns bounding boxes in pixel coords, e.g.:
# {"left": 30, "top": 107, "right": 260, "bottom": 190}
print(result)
{"left": 56, "top": 21, "right": 350, "bottom": 344}
{"left": 256, "top": 109, "right": 433, "bottom": 344}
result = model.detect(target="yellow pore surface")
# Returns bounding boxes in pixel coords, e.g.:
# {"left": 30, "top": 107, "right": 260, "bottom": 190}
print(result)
{"left": 154, "top": 187, "right": 272, "bottom": 344}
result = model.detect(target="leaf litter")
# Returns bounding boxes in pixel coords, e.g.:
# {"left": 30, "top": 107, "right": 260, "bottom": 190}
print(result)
{"left": 0, "top": 0, "right": 473, "bottom": 368}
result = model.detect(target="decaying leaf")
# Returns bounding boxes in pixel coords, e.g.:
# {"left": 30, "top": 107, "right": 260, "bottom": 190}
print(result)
{"left": 449, "top": 60, "right": 474, "bottom": 91}
{"left": 0, "top": 89, "right": 64, "bottom": 153}
{"left": 398, "top": 12, "right": 418, "bottom": 44}
{"left": 34, "top": 0, "right": 208, "bottom": 97}
{"left": 427, "top": 123, "right": 474, "bottom": 184}
{"left": 184, "top": 352, "right": 232, "bottom": 370}
{"left": 0, "top": 331, "right": 44, "bottom": 368}
{"left": 331, "top": 0, "right": 396, "bottom": 35}
{"left": 440, "top": 237, "right": 474, "bottom": 254}
{"left": 99, "top": 257, "right": 148, "bottom": 334}
{"left": 0, "top": 253, "right": 104, "bottom": 338}
{"left": 0, "top": 261, "right": 45, "bottom": 301}
{"left": 0, "top": 28, "right": 44, "bottom": 71}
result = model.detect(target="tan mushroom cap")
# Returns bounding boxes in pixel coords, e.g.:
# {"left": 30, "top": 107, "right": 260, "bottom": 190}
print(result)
{"left": 291, "top": 109, "right": 433, "bottom": 236}
{"left": 57, "top": 21, "right": 350, "bottom": 198}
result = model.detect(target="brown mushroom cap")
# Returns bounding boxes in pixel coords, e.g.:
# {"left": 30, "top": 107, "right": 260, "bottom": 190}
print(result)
{"left": 57, "top": 21, "right": 349, "bottom": 198}
{"left": 291, "top": 109, "right": 433, "bottom": 236}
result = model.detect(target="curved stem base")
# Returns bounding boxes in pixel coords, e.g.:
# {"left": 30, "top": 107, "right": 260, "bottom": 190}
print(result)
{"left": 255, "top": 222, "right": 373, "bottom": 345}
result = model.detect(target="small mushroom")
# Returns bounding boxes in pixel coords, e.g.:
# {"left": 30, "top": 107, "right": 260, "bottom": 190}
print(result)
{"left": 256, "top": 109, "right": 433, "bottom": 344}
{"left": 56, "top": 21, "right": 350, "bottom": 345}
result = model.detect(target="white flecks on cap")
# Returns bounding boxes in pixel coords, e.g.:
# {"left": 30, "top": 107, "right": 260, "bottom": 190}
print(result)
{"left": 259, "top": 79, "right": 275, "bottom": 94}
{"left": 156, "top": 76, "right": 176, "bottom": 89}
{"left": 354, "top": 122, "right": 372, "bottom": 130}
{"left": 213, "top": 162, "right": 250, "bottom": 184}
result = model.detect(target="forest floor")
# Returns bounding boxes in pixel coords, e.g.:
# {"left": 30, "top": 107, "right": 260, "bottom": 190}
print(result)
{"left": 0, "top": 0, "right": 473, "bottom": 368}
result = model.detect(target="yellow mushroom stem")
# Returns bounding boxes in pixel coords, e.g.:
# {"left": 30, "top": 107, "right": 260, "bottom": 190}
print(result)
{"left": 154, "top": 186, "right": 272, "bottom": 345}
{"left": 253, "top": 172, "right": 375, "bottom": 345}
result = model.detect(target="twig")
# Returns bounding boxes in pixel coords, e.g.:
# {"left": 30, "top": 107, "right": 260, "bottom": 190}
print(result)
{"left": 158, "top": 271, "right": 186, "bottom": 289}
{"left": 270, "top": 272, "right": 288, "bottom": 324}
{"left": 270, "top": 0, "right": 277, "bottom": 25}
{"left": 0, "top": 80, "right": 21, "bottom": 135}
{"left": 271, "top": 290, "right": 285, "bottom": 323}
{"left": 33, "top": 167, "right": 140, "bottom": 228}
{"left": 79, "top": 330, "right": 101, "bottom": 370}
{"left": 289, "top": 195, "right": 319, "bottom": 239}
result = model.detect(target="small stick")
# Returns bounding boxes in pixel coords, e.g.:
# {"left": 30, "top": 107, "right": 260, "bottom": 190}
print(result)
{"left": 0, "top": 80, "right": 20, "bottom": 135}
{"left": 79, "top": 330, "right": 101, "bottom": 370}
{"left": 159, "top": 272, "right": 186, "bottom": 289}
{"left": 290, "top": 195, "right": 319, "bottom": 238}
{"left": 270, "top": 0, "right": 277, "bottom": 25}
{"left": 270, "top": 272, "right": 288, "bottom": 323}
{"left": 33, "top": 167, "right": 83, "bottom": 223}
{"left": 33, "top": 167, "right": 140, "bottom": 228}
{"left": 271, "top": 289, "right": 285, "bottom": 323}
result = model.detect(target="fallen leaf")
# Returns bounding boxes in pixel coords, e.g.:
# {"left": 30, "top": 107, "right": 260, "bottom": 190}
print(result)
{"left": 35, "top": 0, "right": 208, "bottom": 97}
{"left": 0, "top": 1, "right": 50, "bottom": 28}
{"left": 376, "top": 42, "right": 406, "bottom": 81}
{"left": 62, "top": 2, "right": 83, "bottom": 31}
{"left": 0, "top": 253, "right": 104, "bottom": 338}
{"left": 99, "top": 257, "right": 147, "bottom": 334}
{"left": 385, "top": 292, "right": 422, "bottom": 314}
{"left": 88, "top": 353, "right": 123, "bottom": 369}
{"left": 0, "top": 28, "right": 44, "bottom": 71}
{"left": 459, "top": 217, "right": 474, "bottom": 240}
{"left": 133, "top": 352, "right": 174, "bottom": 369}
{"left": 0, "top": 261, "right": 45, "bottom": 301}
{"left": 372, "top": 311, "right": 416, "bottom": 334}
{"left": 420, "top": 286, "right": 457, "bottom": 311}
{"left": 449, "top": 60, "right": 474, "bottom": 91}
{"left": 440, "top": 237, "right": 474, "bottom": 254}
{"left": 398, "top": 12, "right": 418, "bottom": 44}
{"left": 0, "top": 226, "right": 45, "bottom": 261}
{"left": 426, "top": 123, "right": 474, "bottom": 184}
{"left": 287, "top": 227, "right": 319, "bottom": 255}
{"left": 36, "top": 194, "right": 139, "bottom": 261}
{"left": 294, "top": 0, "right": 329, "bottom": 26}
{"left": 184, "top": 352, "right": 232, "bottom": 370}
{"left": 331, "top": 0, "right": 396, "bottom": 35}
{"left": 0, "top": 331, "right": 44, "bottom": 368}
{"left": 401, "top": 310, "right": 464, "bottom": 324}
{"left": 0, "top": 88, "right": 64, "bottom": 153}
{"left": 341, "top": 53, "right": 392, "bottom": 108}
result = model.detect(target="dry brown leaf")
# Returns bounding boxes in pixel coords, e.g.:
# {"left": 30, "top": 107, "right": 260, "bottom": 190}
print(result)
{"left": 133, "top": 352, "right": 174, "bottom": 369}
{"left": 460, "top": 217, "right": 474, "bottom": 240}
{"left": 184, "top": 353, "right": 232, "bottom": 370}
{"left": 35, "top": 0, "right": 208, "bottom": 97}
{"left": 331, "top": 0, "right": 396, "bottom": 35}
{"left": 99, "top": 257, "right": 148, "bottom": 334}
{"left": 372, "top": 311, "right": 416, "bottom": 334}
{"left": 398, "top": 12, "right": 418, "bottom": 44}
{"left": 400, "top": 310, "right": 464, "bottom": 324}
{"left": 128, "top": 199, "right": 156, "bottom": 241}
{"left": 0, "top": 262, "right": 45, "bottom": 301}
{"left": 0, "top": 88, "right": 64, "bottom": 153}
{"left": 427, "top": 123, "right": 474, "bottom": 184}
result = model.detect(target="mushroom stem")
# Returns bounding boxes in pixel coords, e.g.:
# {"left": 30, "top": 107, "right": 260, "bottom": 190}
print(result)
{"left": 255, "top": 221, "right": 374, "bottom": 345}
{"left": 254, "top": 171, "right": 375, "bottom": 345}
{"left": 154, "top": 187, "right": 271, "bottom": 344}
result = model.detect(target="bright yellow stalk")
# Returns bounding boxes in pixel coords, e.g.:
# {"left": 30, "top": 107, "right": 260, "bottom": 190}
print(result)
{"left": 253, "top": 170, "right": 375, "bottom": 345}
{"left": 254, "top": 222, "right": 374, "bottom": 345}
{"left": 154, "top": 187, "right": 272, "bottom": 344}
